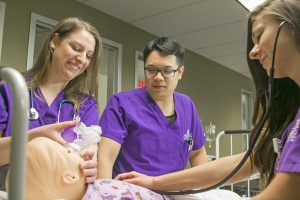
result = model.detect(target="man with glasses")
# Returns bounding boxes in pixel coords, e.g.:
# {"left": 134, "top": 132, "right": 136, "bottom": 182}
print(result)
{"left": 97, "top": 37, "right": 208, "bottom": 183}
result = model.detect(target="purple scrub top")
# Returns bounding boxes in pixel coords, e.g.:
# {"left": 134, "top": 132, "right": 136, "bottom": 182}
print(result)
{"left": 0, "top": 83, "right": 99, "bottom": 142}
{"left": 0, "top": 84, "right": 12, "bottom": 137}
{"left": 275, "top": 108, "right": 300, "bottom": 174}
{"left": 100, "top": 87, "right": 206, "bottom": 177}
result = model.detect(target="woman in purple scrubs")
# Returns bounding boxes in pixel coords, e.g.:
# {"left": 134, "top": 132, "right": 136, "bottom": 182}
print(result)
{"left": 0, "top": 17, "right": 102, "bottom": 190}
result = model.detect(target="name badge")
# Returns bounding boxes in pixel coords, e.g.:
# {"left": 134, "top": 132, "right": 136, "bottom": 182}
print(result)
{"left": 273, "top": 138, "right": 283, "bottom": 156}
{"left": 184, "top": 129, "right": 194, "bottom": 151}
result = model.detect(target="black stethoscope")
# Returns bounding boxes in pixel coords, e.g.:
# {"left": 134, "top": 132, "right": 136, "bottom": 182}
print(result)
{"left": 159, "top": 21, "right": 287, "bottom": 196}
{"left": 28, "top": 89, "right": 75, "bottom": 121}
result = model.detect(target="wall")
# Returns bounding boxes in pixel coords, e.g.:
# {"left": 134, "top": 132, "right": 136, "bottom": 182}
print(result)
{"left": 0, "top": 0, "right": 254, "bottom": 155}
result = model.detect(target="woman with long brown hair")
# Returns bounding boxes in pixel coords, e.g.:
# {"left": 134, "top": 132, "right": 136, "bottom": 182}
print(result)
{"left": 115, "top": 1, "right": 300, "bottom": 199}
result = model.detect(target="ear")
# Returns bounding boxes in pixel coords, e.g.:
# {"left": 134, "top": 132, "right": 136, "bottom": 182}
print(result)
{"left": 50, "top": 32, "right": 59, "bottom": 49}
{"left": 178, "top": 66, "right": 185, "bottom": 80}
{"left": 62, "top": 171, "right": 80, "bottom": 184}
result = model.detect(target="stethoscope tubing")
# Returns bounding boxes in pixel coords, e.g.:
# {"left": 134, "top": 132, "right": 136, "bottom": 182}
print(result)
{"left": 28, "top": 89, "right": 75, "bottom": 122}
{"left": 57, "top": 99, "right": 75, "bottom": 122}
{"left": 159, "top": 21, "right": 287, "bottom": 196}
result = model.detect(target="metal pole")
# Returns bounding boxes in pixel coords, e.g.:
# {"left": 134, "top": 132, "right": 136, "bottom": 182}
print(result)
{"left": 0, "top": 66, "right": 28, "bottom": 200}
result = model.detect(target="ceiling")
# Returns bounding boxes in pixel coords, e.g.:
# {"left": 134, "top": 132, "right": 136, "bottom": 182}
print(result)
{"left": 76, "top": 0, "right": 251, "bottom": 78}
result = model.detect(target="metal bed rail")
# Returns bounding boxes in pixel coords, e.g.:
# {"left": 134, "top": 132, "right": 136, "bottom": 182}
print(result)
{"left": 215, "top": 129, "right": 260, "bottom": 198}
{"left": 0, "top": 66, "right": 29, "bottom": 200}
{"left": 216, "top": 130, "right": 251, "bottom": 159}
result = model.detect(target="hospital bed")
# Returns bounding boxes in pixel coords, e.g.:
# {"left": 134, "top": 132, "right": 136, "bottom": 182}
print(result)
{"left": 0, "top": 66, "right": 29, "bottom": 200}
{"left": 216, "top": 130, "right": 260, "bottom": 198}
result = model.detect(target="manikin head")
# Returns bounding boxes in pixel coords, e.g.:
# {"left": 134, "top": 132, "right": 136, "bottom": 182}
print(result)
{"left": 7, "top": 137, "right": 86, "bottom": 200}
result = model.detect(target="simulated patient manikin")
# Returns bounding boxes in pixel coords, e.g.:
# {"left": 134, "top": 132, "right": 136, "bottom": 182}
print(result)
{"left": 6, "top": 123, "right": 101, "bottom": 200}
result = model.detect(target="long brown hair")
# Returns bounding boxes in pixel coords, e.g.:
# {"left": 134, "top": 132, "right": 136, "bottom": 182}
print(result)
{"left": 23, "top": 17, "right": 102, "bottom": 111}
{"left": 247, "top": 0, "right": 300, "bottom": 189}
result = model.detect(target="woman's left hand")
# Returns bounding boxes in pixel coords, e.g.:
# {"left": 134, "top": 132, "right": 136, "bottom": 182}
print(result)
{"left": 80, "top": 144, "right": 98, "bottom": 183}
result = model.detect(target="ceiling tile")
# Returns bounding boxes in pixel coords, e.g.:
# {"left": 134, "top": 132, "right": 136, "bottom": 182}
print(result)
{"left": 76, "top": 0, "right": 252, "bottom": 78}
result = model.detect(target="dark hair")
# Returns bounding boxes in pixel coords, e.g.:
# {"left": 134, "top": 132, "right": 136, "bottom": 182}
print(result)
{"left": 247, "top": 0, "right": 300, "bottom": 189}
{"left": 143, "top": 37, "right": 185, "bottom": 67}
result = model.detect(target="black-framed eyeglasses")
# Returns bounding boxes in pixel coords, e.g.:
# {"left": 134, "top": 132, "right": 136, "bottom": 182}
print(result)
{"left": 144, "top": 67, "right": 181, "bottom": 78}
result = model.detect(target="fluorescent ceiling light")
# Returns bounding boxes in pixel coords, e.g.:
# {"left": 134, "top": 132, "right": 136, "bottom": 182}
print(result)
{"left": 237, "top": 0, "right": 266, "bottom": 11}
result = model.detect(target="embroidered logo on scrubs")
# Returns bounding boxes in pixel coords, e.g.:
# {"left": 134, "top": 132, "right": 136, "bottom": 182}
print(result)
{"left": 287, "top": 119, "right": 300, "bottom": 142}
{"left": 183, "top": 129, "right": 194, "bottom": 151}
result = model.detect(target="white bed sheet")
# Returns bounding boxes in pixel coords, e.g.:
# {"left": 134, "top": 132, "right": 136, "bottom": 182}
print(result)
{"left": 170, "top": 189, "right": 248, "bottom": 200}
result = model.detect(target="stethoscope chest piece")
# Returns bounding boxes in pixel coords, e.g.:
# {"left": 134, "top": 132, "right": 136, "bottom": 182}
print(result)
{"left": 28, "top": 107, "right": 39, "bottom": 120}
{"left": 28, "top": 89, "right": 39, "bottom": 120}
{"left": 28, "top": 89, "right": 74, "bottom": 121}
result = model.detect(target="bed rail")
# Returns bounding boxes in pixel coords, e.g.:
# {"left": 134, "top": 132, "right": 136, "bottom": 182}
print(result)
{"left": 215, "top": 129, "right": 260, "bottom": 198}
{"left": 216, "top": 130, "right": 251, "bottom": 159}
{"left": 0, "top": 66, "right": 29, "bottom": 200}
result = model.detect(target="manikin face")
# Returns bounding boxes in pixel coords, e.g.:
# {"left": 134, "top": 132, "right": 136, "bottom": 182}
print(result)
{"left": 6, "top": 137, "right": 86, "bottom": 200}
{"left": 49, "top": 29, "right": 95, "bottom": 83}
{"left": 249, "top": 16, "right": 300, "bottom": 80}
{"left": 144, "top": 50, "right": 184, "bottom": 102}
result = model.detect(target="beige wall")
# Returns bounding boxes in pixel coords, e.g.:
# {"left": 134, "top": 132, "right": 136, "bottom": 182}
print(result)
{"left": 0, "top": 0, "right": 254, "bottom": 155}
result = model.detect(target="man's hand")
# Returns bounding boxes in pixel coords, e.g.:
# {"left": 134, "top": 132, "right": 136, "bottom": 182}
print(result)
{"left": 115, "top": 171, "right": 156, "bottom": 190}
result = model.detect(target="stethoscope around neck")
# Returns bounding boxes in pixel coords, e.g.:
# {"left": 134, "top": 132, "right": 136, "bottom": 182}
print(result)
{"left": 28, "top": 89, "right": 75, "bottom": 121}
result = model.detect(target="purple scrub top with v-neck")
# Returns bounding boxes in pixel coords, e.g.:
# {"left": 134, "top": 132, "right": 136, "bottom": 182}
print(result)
{"left": 100, "top": 87, "right": 206, "bottom": 177}
{"left": 0, "top": 83, "right": 100, "bottom": 142}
